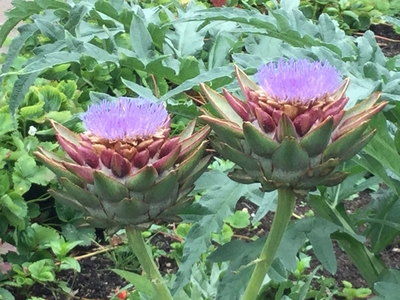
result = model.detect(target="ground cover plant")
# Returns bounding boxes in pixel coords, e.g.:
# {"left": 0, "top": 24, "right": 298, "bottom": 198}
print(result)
{"left": 1, "top": 0, "right": 400, "bottom": 299}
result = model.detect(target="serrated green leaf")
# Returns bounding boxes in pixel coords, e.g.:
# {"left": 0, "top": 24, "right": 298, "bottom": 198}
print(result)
{"left": 211, "top": 223, "right": 233, "bottom": 244}
{"left": 356, "top": 35, "right": 374, "bottom": 65}
{"left": 61, "top": 223, "right": 95, "bottom": 246}
{"left": 178, "top": 57, "right": 200, "bottom": 81}
{"left": 0, "top": 23, "right": 39, "bottom": 85}
{"left": 48, "top": 238, "right": 82, "bottom": 258}
{"left": 0, "top": 148, "right": 10, "bottom": 169}
{"left": 29, "top": 165, "right": 55, "bottom": 185}
{"left": 130, "top": 14, "right": 154, "bottom": 65}
{"left": 280, "top": 0, "right": 300, "bottom": 10}
{"left": 364, "top": 62, "right": 381, "bottom": 81}
{"left": 172, "top": 171, "right": 248, "bottom": 294}
{"left": 60, "top": 257, "right": 81, "bottom": 272}
{"left": 309, "top": 197, "right": 385, "bottom": 286}
{"left": 225, "top": 210, "right": 250, "bottom": 229}
{"left": 295, "top": 265, "right": 321, "bottom": 300}
{"left": 166, "top": 100, "right": 199, "bottom": 120}
{"left": 0, "top": 192, "right": 27, "bottom": 219}
{"left": 364, "top": 114, "right": 400, "bottom": 180}
{"left": 206, "top": 236, "right": 287, "bottom": 298}
{"left": 189, "top": 7, "right": 342, "bottom": 55}
{"left": 94, "top": 0, "right": 128, "bottom": 26}
{"left": 57, "top": 81, "right": 77, "bottom": 100}
{"left": 89, "top": 91, "right": 117, "bottom": 104}
{"left": 0, "top": 287, "right": 15, "bottom": 300}
{"left": 12, "top": 155, "right": 54, "bottom": 194}
{"left": 176, "top": 223, "right": 191, "bottom": 239}
{"left": 208, "top": 34, "right": 232, "bottom": 70}
{"left": 0, "top": 113, "right": 16, "bottom": 135}
{"left": 159, "top": 66, "right": 234, "bottom": 102}
{"left": 34, "top": 19, "right": 65, "bottom": 41}
{"left": 55, "top": 201, "right": 85, "bottom": 223}
{"left": 113, "top": 269, "right": 156, "bottom": 297}
{"left": 0, "top": 172, "right": 10, "bottom": 195}
{"left": 165, "top": 6, "right": 205, "bottom": 57}
{"left": 354, "top": 154, "right": 400, "bottom": 196}
{"left": 64, "top": 4, "right": 91, "bottom": 32}
{"left": 45, "top": 111, "right": 73, "bottom": 123}
{"left": 364, "top": 191, "right": 400, "bottom": 254}
{"left": 19, "top": 52, "right": 81, "bottom": 74}
{"left": 244, "top": 35, "right": 283, "bottom": 59}
{"left": 9, "top": 72, "right": 40, "bottom": 115}
{"left": 19, "top": 103, "right": 45, "bottom": 120}
{"left": 39, "top": 86, "right": 65, "bottom": 111}
{"left": 301, "top": 218, "right": 338, "bottom": 274}
{"left": 28, "top": 260, "right": 55, "bottom": 282}
{"left": 121, "top": 78, "right": 158, "bottom": 102}
{"left": 373, "top": 269, "right": 400, "bottom": 299}
{"left": 0, "top": 0, "right": 68, "bottom": 49}
{"left": 80, "top": 43, "right": 119, "bottom": 64}
{"left": 31, "top": 223, "right": 60, "bottom": 246}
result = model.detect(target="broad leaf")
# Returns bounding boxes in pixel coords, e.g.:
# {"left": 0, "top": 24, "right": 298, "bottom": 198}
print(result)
{"left": 113, "top": 269, "right": 156, "bottom": 297}
{"left": 121, "top": 78, "right": 158, "bottom": 102}
{"left": 296, "top": 217, "right": 338, "bottom": 274}
{"left": 172, "top": 171, "right": 248, "bottom": 294}
{"left": 364, "top": 114, "right": 400, "bottom": 180}
{"left": 9, "top": 72, "right": 40, "bottom": 115}
{"left": 159, "top": 66, "right": 234, "bottom": 102}
{"left": 28, "top": 259, "right": 55, "bottom": 282}
{"left": 373, "top": 269, "right": 400, "bottom": 300}
{"left": 130, "top": 13, "right": 154, "bottom": 65}
{"left": 31, "top": 223, "right": 60, "bottom": 246}
{"left": 61, "top": 224, "right": 95, "bottom": 246}
{"left": 0, "top": 23, "right": 39, "bottom": 83}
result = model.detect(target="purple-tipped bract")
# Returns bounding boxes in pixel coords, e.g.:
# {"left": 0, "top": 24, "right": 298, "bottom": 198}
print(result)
{"left": 34, "top": 96, "right": 212, "bottom": 230}
{"left": 199, "top": 61, "right": 387, "bottom": 195}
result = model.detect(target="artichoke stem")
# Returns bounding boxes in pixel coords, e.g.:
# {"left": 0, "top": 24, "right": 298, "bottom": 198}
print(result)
{"left": 242, "top": 188, "right": 296, "bottom": 300}
{"left": 125, "top": 225, "right": 173, "bottom": 300}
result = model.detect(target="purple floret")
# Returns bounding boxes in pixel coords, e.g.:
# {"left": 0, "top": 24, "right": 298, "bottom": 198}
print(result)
{"left": 255, "top": 59, "right": 342, "bottom": 104}
{"left": 82, "top": 97, "right": 169, "bottom": 140}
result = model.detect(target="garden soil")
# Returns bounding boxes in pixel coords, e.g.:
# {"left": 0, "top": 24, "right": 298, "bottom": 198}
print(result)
{"left": 2, "top": 10, "right": 400, "bottom": 299}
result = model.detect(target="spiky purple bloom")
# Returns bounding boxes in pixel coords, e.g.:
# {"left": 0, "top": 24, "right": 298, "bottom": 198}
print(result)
{"left": 82, "top": 97, "right": 169, "bottom": 140}
{"left": 255, "top": 59, "right": 342, "bottom": 105}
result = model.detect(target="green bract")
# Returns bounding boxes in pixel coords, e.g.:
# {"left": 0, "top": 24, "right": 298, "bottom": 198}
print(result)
{"left": 200, "top": 63, "right": 387, "bottom": 195}
{"left": 35, "top": 100, "right": 211, "bottom": 231}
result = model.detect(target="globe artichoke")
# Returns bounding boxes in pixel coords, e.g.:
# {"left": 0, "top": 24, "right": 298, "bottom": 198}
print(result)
{"left": 200, "top": 59, "right": 387, "bottom": 195}
{"left": 35, "top": 97, "right": 211, "bottom": 230}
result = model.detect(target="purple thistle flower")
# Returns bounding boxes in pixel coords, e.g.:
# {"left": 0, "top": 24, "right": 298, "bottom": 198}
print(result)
{"left": 255, "top": 59, "right": 342, "bottom": 105}
{"left": 82, "top": 97, "right": 169, "bottom": 140}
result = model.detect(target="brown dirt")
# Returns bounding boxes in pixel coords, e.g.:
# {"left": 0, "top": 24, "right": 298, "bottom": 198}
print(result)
{"left": 370, "top": 24, "right": 400, "bottom": 57}
{"left": 12, "top": 254, "right": 128, "bottom": 300}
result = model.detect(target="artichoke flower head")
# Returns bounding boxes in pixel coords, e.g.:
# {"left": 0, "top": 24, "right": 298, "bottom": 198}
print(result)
{"left": 200, "top": 59, "right": 387, "bottom": 195}
{"left": 35, "top": 97, "right": 211, "bottom": 230}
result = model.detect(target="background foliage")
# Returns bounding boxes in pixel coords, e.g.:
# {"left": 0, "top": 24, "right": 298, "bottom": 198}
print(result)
{"left": 1, "top": 0, "right": 400, "bottom": 299}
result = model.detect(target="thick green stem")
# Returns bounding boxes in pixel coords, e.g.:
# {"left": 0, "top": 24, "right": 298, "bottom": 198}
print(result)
{"left": 242, "top": 188, "right": 296, "bottom": 300}
{"left": 125, "top": 225, "right": 173, "bottom": 300}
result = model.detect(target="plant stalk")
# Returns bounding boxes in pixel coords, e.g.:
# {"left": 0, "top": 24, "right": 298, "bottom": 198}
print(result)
{"left": 125, "top": 225, "right": 173, "bottom": 300}
{"left": 242, "top": 188, "right": 296, "bottom": 300}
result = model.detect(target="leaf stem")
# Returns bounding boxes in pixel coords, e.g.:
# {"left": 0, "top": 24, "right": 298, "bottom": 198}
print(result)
{"left": 125, "top": 225, "right": 173, "bottom": 300}
{"left": 242, "top": 188, "right": 296, "bottom": 300}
